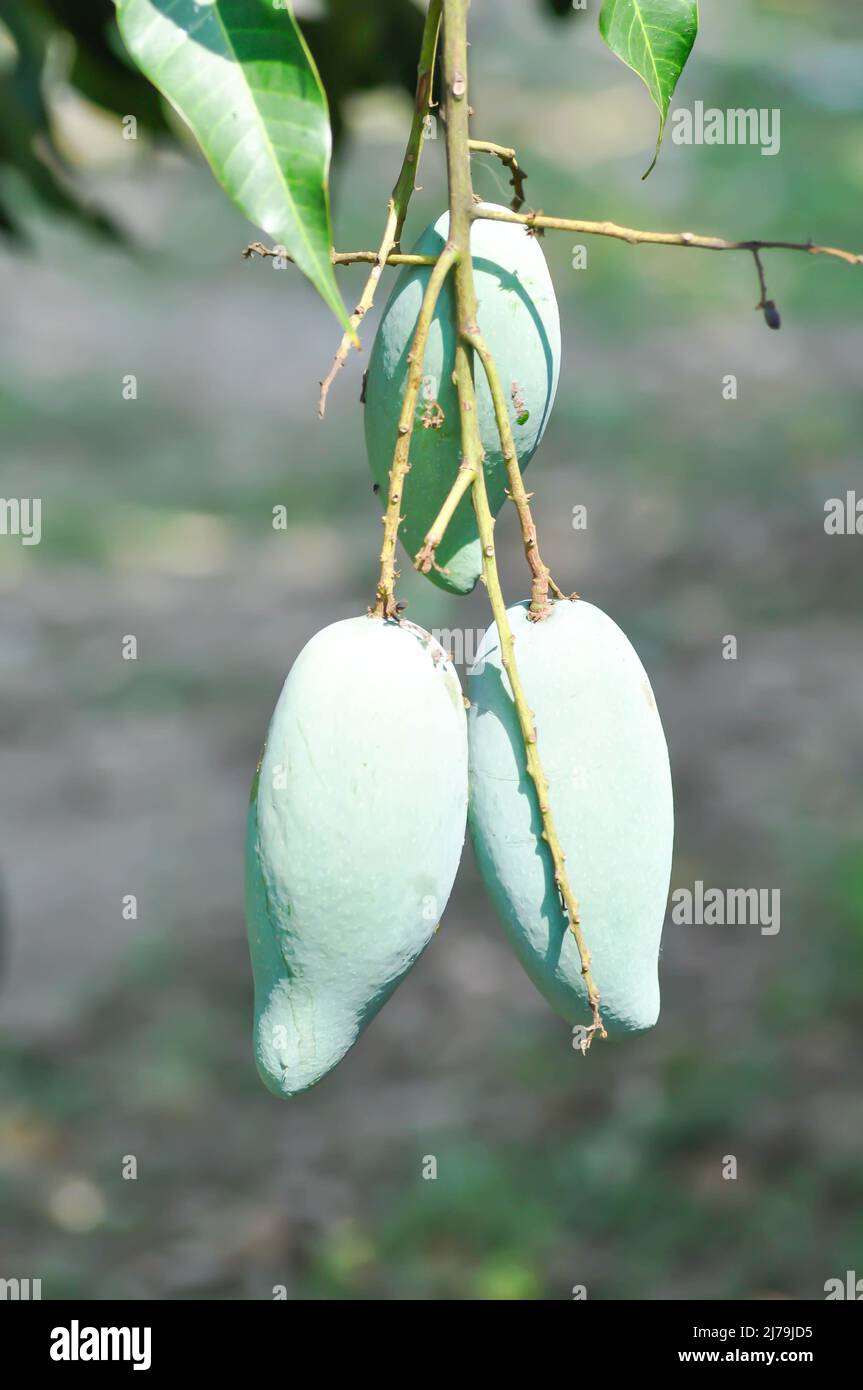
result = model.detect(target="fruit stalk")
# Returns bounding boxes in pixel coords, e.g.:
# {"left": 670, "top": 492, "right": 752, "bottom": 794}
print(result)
{"left": 413, "top": 315, "right": 562, "bottom": 603}
{"left": 461, "top": 322, "right": 560, "bottom": 618}
{"left": 454, "top": 340, "right": 606, "bottom": 1045}
{"left": 372, "top": 242, "right": 458, "bottom": 619}
{"left": 414, "top": 451, "right": 478, "bottom": 576}
{"left": 441, "top": 0, "right": 605, "bottom": 1043}
{"left": 318, "top": 0, "right": 442, "bottom": 417}
{"left": 467, "top": 140, "right": 527, "bottom": 211}
{"left": 438, "top": 2, "right": 559, "bottom": 616}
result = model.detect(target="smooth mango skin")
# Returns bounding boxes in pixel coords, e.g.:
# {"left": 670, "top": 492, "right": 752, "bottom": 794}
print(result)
{"left": 246, "top": 617, "right": 468, "bottom": 1097}
{"left": 364, "top": 202, "right": 561, "bottom": 595}
{"left": 467, "top": 601, "right": 673, "bottom": 1033}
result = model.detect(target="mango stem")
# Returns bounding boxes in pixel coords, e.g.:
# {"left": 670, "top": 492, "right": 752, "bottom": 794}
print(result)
{"left": 371, "top": 242, "right": 458, "bottom": 620}
{"left": 461, "top": 323, "right": 563, "bottom": 619}
{"left": 414, "top": 454, "right": 478, "bottom": 576}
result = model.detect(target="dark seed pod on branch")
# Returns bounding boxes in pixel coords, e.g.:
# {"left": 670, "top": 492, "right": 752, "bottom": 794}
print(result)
{"left": 762, "top": 299, "right": 782, "bottom": 330}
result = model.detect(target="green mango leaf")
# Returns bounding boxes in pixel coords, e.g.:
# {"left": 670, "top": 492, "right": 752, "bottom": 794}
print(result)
{"left": 599, "top": 0, "right": 698, "bottom": 178}
{"left": 114, "top": 0, "right": 351, "bottom": 332}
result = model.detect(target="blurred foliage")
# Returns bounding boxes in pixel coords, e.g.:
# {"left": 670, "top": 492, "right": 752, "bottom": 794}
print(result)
{"left": 302, "top": 0, "right": 427, "bottom": 143}
{"left": 40, "top": 0, "right": 173, "bottom": 134}
{"left": 0, "top": 0, "right": 585, "bottom": 242}
{"left": 0, "top": 2, "right": 122, "bottom": 240}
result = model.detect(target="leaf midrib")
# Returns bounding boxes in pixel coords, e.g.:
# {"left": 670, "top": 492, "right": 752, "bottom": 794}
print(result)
{"left": 630, "top": 0, "right": 663, "bottom": 108}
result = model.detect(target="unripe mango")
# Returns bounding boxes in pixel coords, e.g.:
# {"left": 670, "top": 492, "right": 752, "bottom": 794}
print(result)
{"left": 364, "top": 202, "right": 561, "bottom": 595}
{"left": 467, "top": 601, "right": 673, "bottom": 1033}
{"left": 246, "top": 616, "right": 468, "bottom": 1096}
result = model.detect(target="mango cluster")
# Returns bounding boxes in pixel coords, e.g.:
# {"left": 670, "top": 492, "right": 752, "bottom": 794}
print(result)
{"left": 246, "top": 208, "right": 674, "bottom": 1097}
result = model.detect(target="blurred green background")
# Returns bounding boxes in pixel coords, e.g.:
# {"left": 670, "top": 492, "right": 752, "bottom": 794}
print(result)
{"left": 1, "top": 0, "right": 862, "bottom": 1300}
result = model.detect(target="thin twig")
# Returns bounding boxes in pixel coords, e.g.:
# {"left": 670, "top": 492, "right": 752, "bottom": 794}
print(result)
{"left": 472, "top": 205, "right": 863, "bottom": 268}
{"left": 468, "top": 139, "right": 528, "bottom": 211}
{"left": 462, "top": 325, "right": 557, "bottom": 619}
{"left": 244, "top": 199, "right": 863, "bottom": 278}
{"left": 414, "top": 455, "right": 478, "bottom": 575}
{"left": 317, "top": 0, "right": 442, "bottom": 417}
{"left": 242, "top": 242, "right": 435, "bottom": 267}
{"left": 371, "top": 244, "right": 458, "bottom": 619}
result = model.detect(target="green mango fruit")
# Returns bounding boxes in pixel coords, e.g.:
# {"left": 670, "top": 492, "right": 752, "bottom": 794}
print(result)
{"left": 246, "top": 616, "right": 468, "bottom": 1097}
{"left": 467, "top": 600, "right": 673, "bottom": 1033}
{"left": 364, "top": 202, "right": 561, "bottom": 595}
